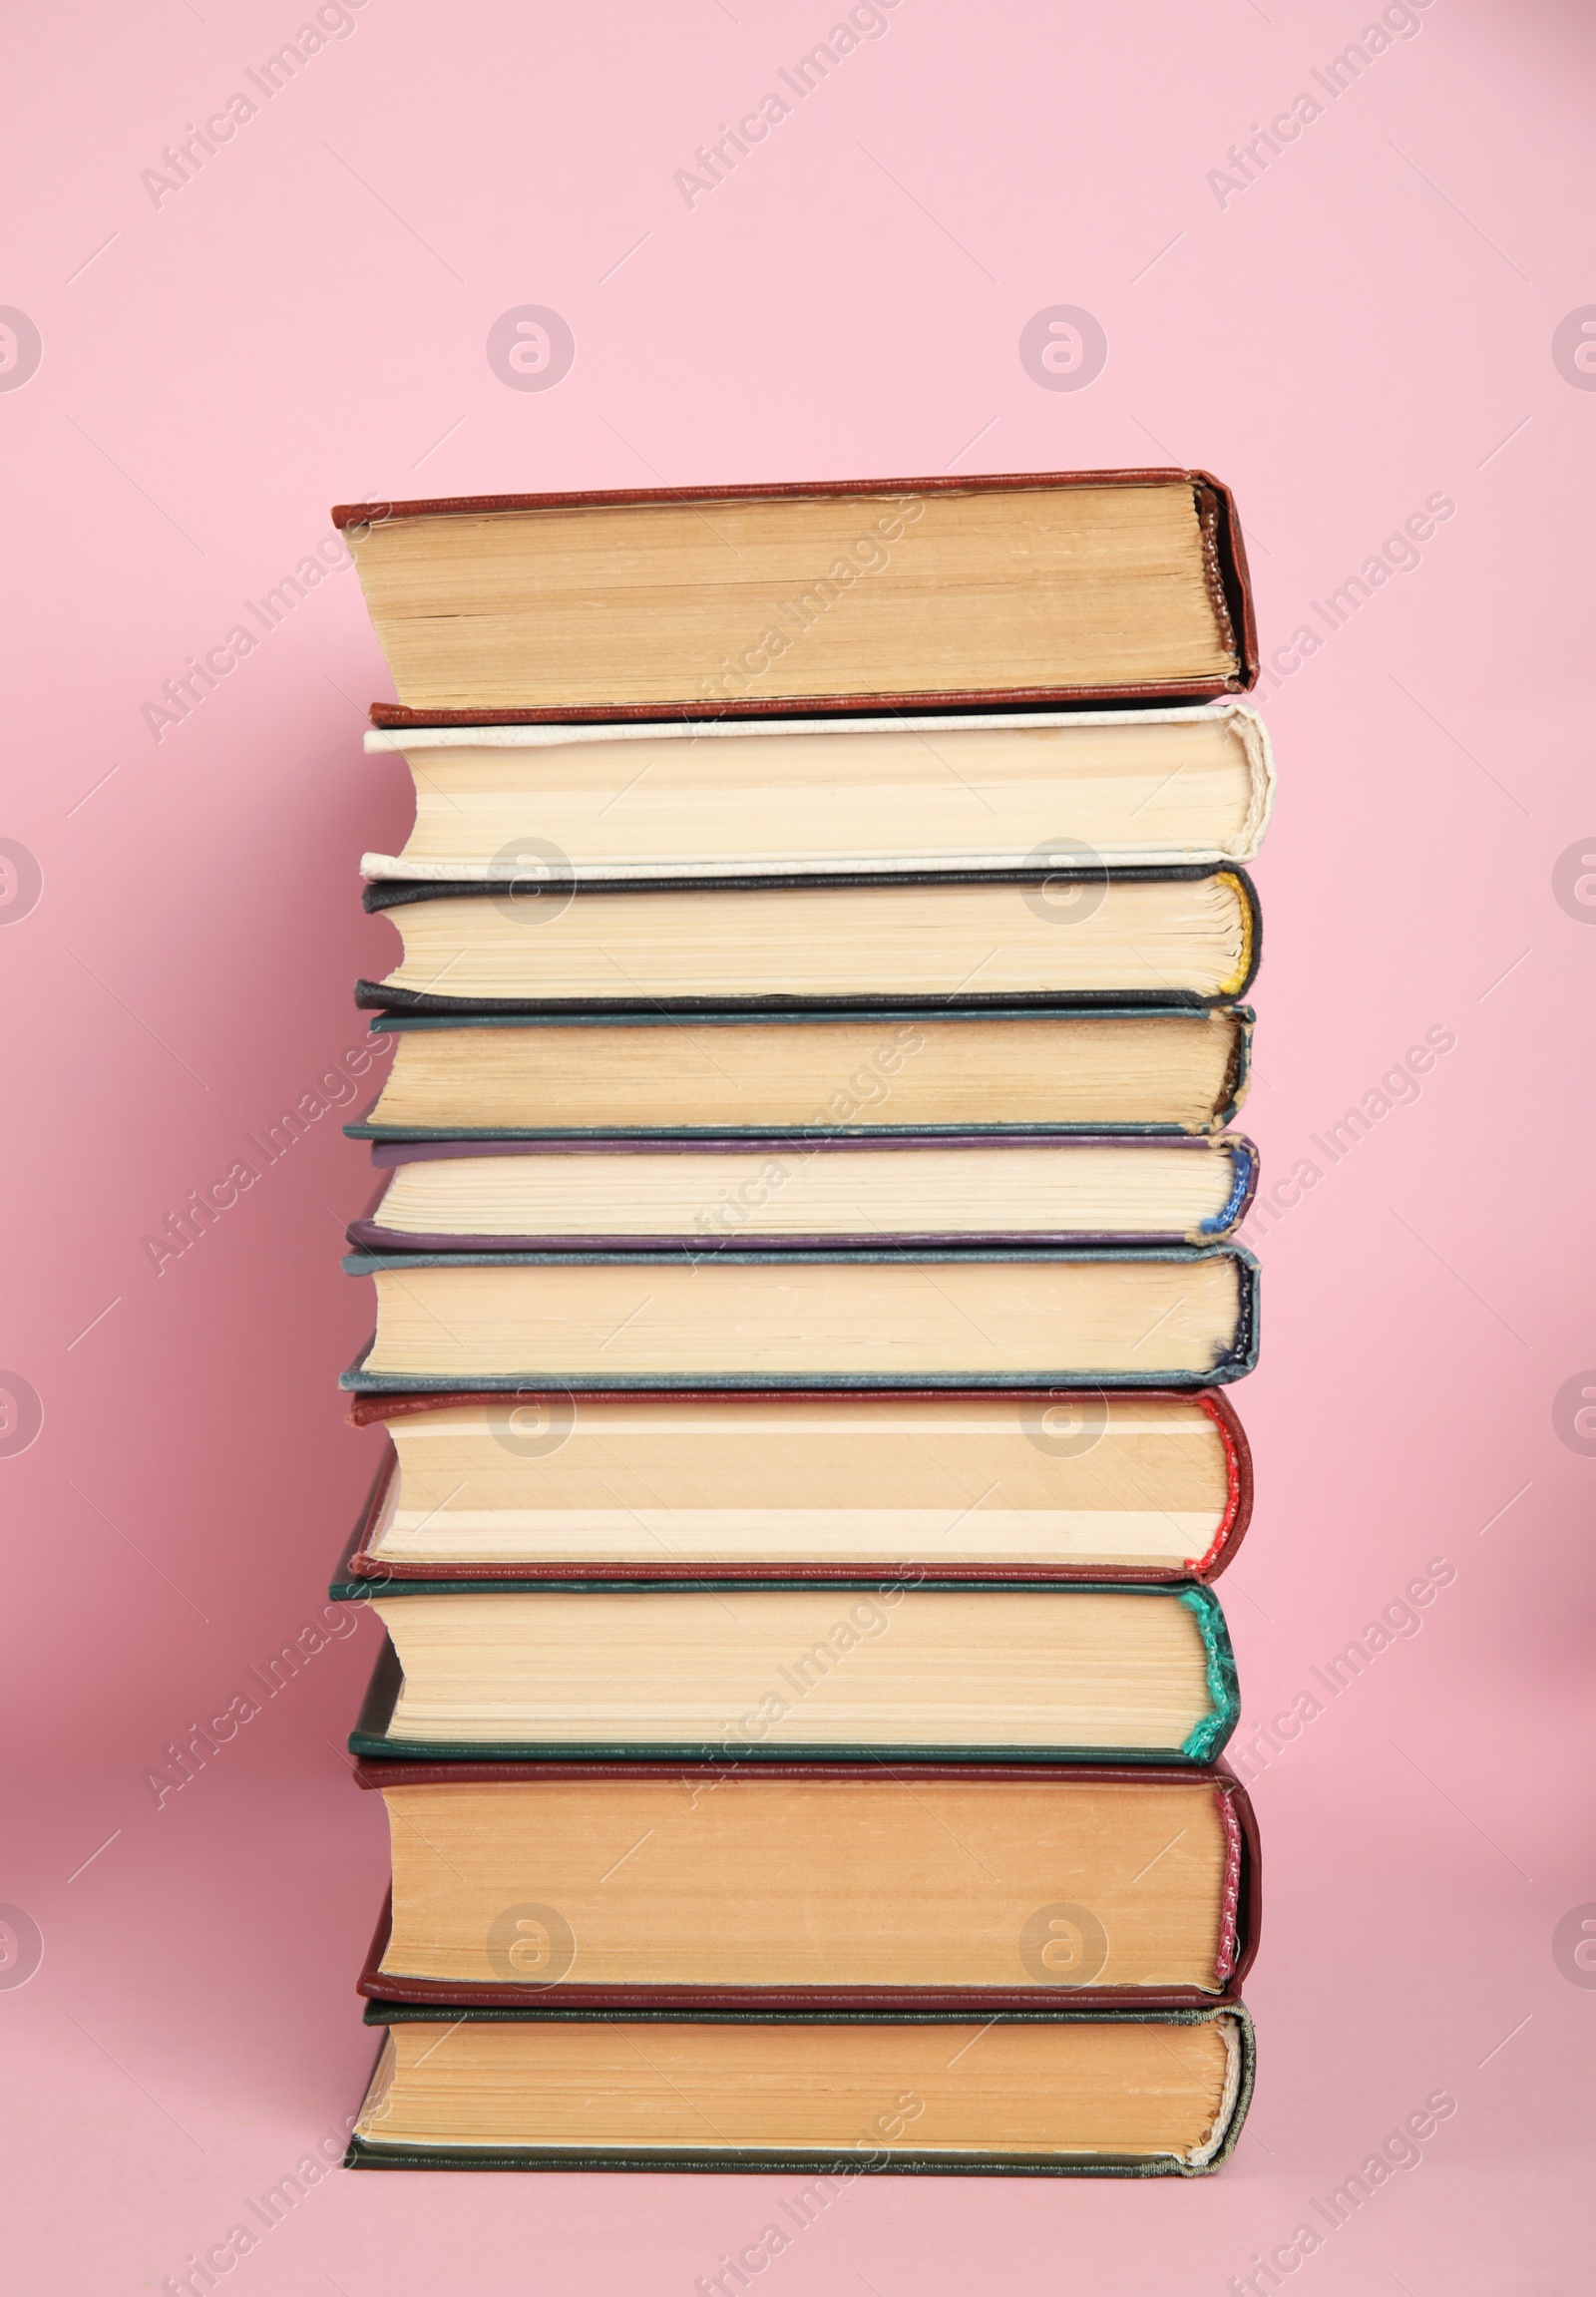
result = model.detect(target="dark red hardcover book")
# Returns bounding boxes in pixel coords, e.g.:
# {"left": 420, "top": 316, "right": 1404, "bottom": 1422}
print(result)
{"left": 331, "top": 468, "right": 1257, "bottom": 725}
{"left": 350, "top": 1757, "right": 1260, "bottom": 2013}
{"left": 338, "top": 1384, "right": 1252, "bottom": 1586}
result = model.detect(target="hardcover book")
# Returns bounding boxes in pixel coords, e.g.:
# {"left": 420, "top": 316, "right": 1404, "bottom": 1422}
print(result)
{"left": 331, "top": 470, "right": 1258, "bottom": 723}
{"left": 357, "top": 865, "right": 1261, "bottom": 1014}
{"left": 348, "top": 1004, "right": 1256, "bottom": 1141}
{"left": 346, "top": 2002, "right": 1255, "bottom": 2174}
{"left": 339, "top": 1243, "right": 1260, "bottom": 1390}
{"left": 346, "top": 1132, "right": 1259, "bottom": 1254}
{"left": 340, "top": 1385, "right": 1253, "bottom": 1581}
{"left": 352, "top": 1760, "right": 1259, "bottom": 2010}
{"left": 359, "top": 703, "right": 1274, "bottom": 882}
{"left": 337, "top": 1581, "right": 1240, "bottom": 1765}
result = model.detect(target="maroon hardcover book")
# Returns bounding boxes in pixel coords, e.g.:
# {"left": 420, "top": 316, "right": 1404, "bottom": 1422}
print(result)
{"left": 330, "top": 468, "right": 1258, "bottom": 725}
{"left": 339, "top": 1384, "right": 1253, "bottom": 1586}
{"left": 351, "top": 1758, "right": 1260, "bottom": 2013}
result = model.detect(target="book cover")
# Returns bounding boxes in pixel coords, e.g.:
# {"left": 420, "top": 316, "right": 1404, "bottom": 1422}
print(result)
{"left": 332, "top": 469, "right": 1258, "bottom": 725}
{"left": 344, "top": 1131, "right": 1260, "bottom": 1254}
{"left": 338, "top": 1242, "right": 1261, "bottom": 1393}
{"left": 335, "top": 1384, "right": 1254, "bottom": 1585}
{"left": 339, "top": 1581, "right": 1241, "bottom": 1767}
{"left": 344, "top": 1002, "right": 1256, "bottom": 1142}
{"left": 349, "top": 1760, "right": 1260, "bottom": 2012}
{"left": 344, "top": 2000, "right": 1256, "bottom": 2175}
{"left": 354, "top": 863, "right": 1263, "bottom": 1017}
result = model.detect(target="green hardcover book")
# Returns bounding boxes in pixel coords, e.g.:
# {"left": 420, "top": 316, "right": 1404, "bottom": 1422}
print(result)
{"left": 346, "top": 2001, "right": 1255, "bottom": 2176}
{"left": 336, "top": 1578, "right": 1239, "bottom": 1767}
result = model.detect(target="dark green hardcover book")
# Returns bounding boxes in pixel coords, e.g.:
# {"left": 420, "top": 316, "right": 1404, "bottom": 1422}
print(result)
{"left": 337, "top": 1578, "right": 1240, "bottom": 1767}
{"left": 345, "top": 2000, "right": 1255, "bottom": 2175}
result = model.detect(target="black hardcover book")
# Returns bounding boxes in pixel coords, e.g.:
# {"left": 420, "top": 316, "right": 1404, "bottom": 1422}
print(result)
{"left": 340, "top": 1243, "right": 1260, "bottom": 1393}
{"left": 356, "top": 865, "right": 1261, "bottom": 1015}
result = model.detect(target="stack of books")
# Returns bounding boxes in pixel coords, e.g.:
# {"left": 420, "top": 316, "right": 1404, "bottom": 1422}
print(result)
{"left": 330, "top": 469, "right": 1270, "bottom": 2176}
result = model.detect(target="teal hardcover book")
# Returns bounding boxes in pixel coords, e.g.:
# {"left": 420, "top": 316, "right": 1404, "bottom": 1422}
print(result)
{"left": 337, "top": 1578, "right": 1240, "bottom": 1768}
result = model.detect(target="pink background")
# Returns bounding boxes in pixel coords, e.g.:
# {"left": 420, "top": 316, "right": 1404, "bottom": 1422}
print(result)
{"left": 4, "top": 0, "right": 1593, "bottom": 2284}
